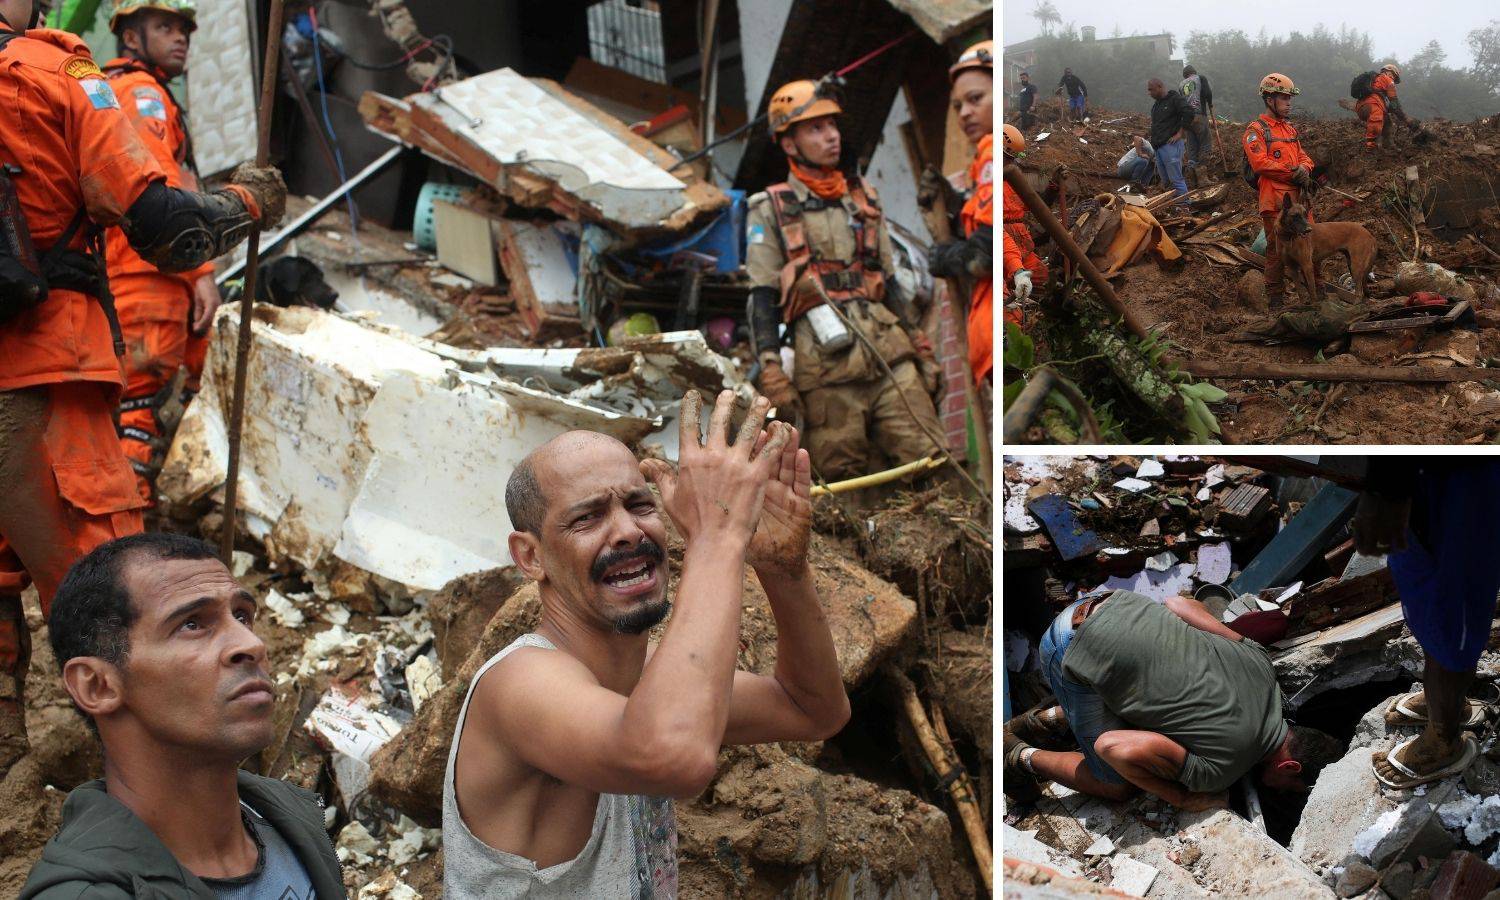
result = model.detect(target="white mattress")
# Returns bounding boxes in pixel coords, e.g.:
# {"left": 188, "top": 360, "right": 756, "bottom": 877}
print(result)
{"left": 185, "top": 0, "right": 258, "bottom": 177}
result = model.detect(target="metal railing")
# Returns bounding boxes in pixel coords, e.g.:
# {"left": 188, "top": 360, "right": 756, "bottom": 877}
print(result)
{"left": 587, "top": 0, "right": 668, "bottom": 84}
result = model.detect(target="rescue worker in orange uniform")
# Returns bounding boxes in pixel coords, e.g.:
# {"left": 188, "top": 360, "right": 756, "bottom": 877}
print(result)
{"left": 1242, "top": 72, "right": 1315, "bottom": 309}
{"left": 1001, "top": 227, "right": 1026, "bottom": 326}
{"left": 0, "top": 0, "right": 285, "bottom": 777}
{"left": 929, "top": 39, "right": 996, "bottom": 385}
{"left": 999, "top": 125, "right": 1047, "bottom": 306}
{"left": 104, "top": 0, "right": 220, "bottom": 501}
{"left": 745, "top": 79, "right": 945, "bottom": 486}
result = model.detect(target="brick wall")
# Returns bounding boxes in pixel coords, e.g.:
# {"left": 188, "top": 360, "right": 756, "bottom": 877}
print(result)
{"left": 932, "top": 281, "right": 970, "bottom": 462}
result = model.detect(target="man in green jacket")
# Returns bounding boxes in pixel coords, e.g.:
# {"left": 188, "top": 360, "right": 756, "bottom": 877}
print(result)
{"left": 20, "top": 533, "right": 345, "bottom": 898}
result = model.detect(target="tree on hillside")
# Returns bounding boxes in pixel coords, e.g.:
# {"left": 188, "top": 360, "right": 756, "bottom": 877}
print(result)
{"left": 1031, "top": 0, "right": 1061, "bottom": 36}
{"left": 1471, "top": 20, "right": 1500, "bottom": 93}
{"left": 1403, "top": 39, "right": 1445, "bottom": 79}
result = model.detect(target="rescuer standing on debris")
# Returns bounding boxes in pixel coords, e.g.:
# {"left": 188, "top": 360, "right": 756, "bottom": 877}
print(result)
{"left": 1146, "top": 78, "right": 1194, "bottom": 213}
{"left": 1016, "top": 70, "right": 1038, "bottom": 131}
{"left": 998, "top": 125, "right": 1048, "bottom": 319}
{"left": 929, "top": 39, "right": 995, "bottom": 385}
{"left": 1243, "top": 73, "right": 1316, "bottom": 309}
{"left": 745, "top": 79, "right": 946, "bottom": 486}
{"left": 1373, "top": 64, "right": 1416, "bottom": 147}
{"left": 103, "top": 0, "right": 219, "bottom": 502}
{"left": 0, "top": 0, "right": 286, "bottom": 779}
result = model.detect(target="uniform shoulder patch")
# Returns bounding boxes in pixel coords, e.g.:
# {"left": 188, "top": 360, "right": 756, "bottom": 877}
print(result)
{"left": 78, "top": 77, "right": 120, "bottom": 110}
{"left": 62, "top": 56, "right": 103, "bottom": 79}
{"left": 133, "top": 86, "right": 168, "bottom": 121}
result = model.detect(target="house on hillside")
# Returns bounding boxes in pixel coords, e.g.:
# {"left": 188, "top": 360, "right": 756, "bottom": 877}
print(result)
{"left": 1003, "top": 27, "right": 1180, "bottom": 93}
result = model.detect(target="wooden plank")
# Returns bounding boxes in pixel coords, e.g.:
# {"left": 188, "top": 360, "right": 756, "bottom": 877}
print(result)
{"left": 1185, "top": 360, "right": 1497, "bottom": 384}
{"left": 1230, "top": 482, "right": 1358, "bottom": 596}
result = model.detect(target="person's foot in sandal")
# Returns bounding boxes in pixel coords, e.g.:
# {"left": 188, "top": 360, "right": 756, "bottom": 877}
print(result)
{"left": 1371, "top": 730, "right": 1478, "bottom": 789}
{"left": 1003, "top": 729, "right": 1044, "bottom": 803}
{"left": 1007, "top": 705, "right": 1072, "bottom": 750}
{"left": 1385, "top": 690, "right": 1487, "bottom": 728}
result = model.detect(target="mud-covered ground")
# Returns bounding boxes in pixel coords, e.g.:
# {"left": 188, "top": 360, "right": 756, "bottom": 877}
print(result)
{"left": 1012, "top": 106, "right": 1500, "bottom": 444}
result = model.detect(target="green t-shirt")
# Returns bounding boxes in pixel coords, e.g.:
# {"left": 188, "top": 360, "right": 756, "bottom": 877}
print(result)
{"left": 1062, "top": 590, "right": 1288, "bottom": 793}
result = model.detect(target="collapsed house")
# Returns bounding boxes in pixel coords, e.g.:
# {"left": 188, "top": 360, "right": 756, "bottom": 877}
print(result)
{"left": 1002, "top": 106, "right": 1500, "bottom": 446}
{"left": 0, "top": 2, "right": 998, "bottom": 897}
{"left": 1003, "top": 455, "right": 1500, "bottom": 899}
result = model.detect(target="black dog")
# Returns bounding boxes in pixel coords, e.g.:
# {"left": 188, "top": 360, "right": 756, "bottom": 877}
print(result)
{"left": 257, "top": 256, "right": 339, "bottom": 309}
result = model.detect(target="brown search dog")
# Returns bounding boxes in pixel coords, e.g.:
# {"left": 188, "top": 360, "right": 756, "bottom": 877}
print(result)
{"left": 1276, "top": 193, "right": 1378, "bottom": 304}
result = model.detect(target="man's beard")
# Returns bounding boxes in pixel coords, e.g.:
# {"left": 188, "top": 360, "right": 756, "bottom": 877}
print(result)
{"left": 610, "top": 597, "right": 671, "bottom": 635}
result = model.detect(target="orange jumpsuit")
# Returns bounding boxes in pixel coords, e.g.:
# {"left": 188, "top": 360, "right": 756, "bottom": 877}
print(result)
{"left": 1001, "top": 179, "right": 1048, "bottom": 286}
{"left": 1357, "top": 72, "right": 1396, "bottom": 148}
{"left": 0, "top": 25, "right": 164, "bottom": 617}
{"left": 1001, "top": 228, "right": 1023, "bottom": 328}
{"left": 103, "top": 57, "right": 214, "bottom": 501}
{"left": 1243, "top": 112, "right": 1314, "bottom": 295}
{"left": 962, "top": 134, "right": 994, "bottom": 383}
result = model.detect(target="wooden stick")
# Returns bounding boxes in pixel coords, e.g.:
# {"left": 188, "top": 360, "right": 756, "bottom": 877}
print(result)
{"left": 890, "top": 668, "right": 992, "bottom": 891}
{"left": 1185, "top": 360, "right": 1495, "bottom": 384}
{"left": 1004, "top": 163, "right": 1152, "bottom": 341}
{"left": 221, "top": 0, "right": 286, "bottom": 563}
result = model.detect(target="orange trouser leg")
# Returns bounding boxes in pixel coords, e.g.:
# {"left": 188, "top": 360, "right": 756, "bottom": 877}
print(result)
{"left": 0, "top": 382, "right": 147, "bottom": 615}
{"left": 1357, "top": 97, "right": 1384, "bottom": 146}
{"left": 119, "top": 317, "right": 188, "bottom": 502}
{"left": 1262, "top": 212, "right": 1283, "bottom": 293}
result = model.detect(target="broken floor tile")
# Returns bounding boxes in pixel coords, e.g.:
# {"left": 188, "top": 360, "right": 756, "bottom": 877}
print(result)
{"left": 1108, "top": 854, "right": 1158, "bottom": 896}
{"left": 1196, "top": 541, "right": 1233, "bottom": 584}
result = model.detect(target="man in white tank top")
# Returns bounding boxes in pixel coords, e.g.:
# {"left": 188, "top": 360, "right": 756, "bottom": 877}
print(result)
{"left": 444, "top": 389, "right": 852, "bottom": 898}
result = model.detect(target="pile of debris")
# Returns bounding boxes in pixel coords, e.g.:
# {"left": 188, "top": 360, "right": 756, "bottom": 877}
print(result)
{"left": 1003, "top": 455, "right": 1500, "bottom": 899}
{"left": 1007, "top": 107, "right": 1500, "bottom": 445}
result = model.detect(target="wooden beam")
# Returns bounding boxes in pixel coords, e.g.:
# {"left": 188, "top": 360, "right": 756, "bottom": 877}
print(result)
{"left": 1184, "top": 360, "right": 1497, "bottom": 384}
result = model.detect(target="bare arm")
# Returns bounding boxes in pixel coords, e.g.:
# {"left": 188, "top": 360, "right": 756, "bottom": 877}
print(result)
{"left": 488, "top": 391, "right": 791, "bottom": 798}
{"left": 723, "top": 428, "right": 849, "bottom": 744}
{"left": 1164, "top": 594, "right": 1244, "bottom": 643}
{"left": 1094, "top": 729, "right": 1227, "bottom": 811}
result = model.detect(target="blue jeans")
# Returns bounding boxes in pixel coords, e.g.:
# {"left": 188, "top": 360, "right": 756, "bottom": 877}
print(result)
{"left": 1069, "top": 94, "right": 1086, "bottom": 116}
{"left": 1119, "top": 157, "right": 1155, "bottom": 189}
{"left": 1153, "top": 139, "right": 1191, "bottom": 208}
{"left": 1039, "top": 599, "right": 1128, "bottom": 784}
{"left": 1183, "top": 117, "right": 1211, "bottom": 171}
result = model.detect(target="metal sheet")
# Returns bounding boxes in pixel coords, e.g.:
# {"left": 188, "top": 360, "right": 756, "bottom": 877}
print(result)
{"left": 185, "top": 0, "right": 258, "bottom": 177}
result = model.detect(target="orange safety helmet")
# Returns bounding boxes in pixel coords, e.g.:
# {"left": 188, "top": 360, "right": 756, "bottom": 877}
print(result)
{"left": 109, "top": 0, "right": 198, "bottom": 32}
{"left": 1259, "top": 72, "right": 1300, "bottom": 96}
{"left": 1381, "top": 63, "right": 1401, "bottom": 80}
{"left": 768, "top": 80, "right": 842, "bottom": 140}
{"left": 949, "top": 39, "right": 994, "bottom": 82}
{"left": 1001, "top": 123, "right": 1024, "bottom": 156}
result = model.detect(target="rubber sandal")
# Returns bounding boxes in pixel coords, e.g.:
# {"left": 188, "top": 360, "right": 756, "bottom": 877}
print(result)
{"left": 1385, "top": 692, "right": 1488, "bottom": 728}
{"left": 1372, "top": 734, "right": 1479, "bottom": 790}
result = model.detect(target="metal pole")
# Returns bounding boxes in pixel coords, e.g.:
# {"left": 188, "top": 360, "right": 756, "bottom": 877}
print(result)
{"left": 216, "top": 144, "right": 403, "bottom": 286}
{"left": 221, "top": 0, "right": 287, "bottom": 563}
{"left": 1002, "top": 163, "right": 1152, "bottom": 342}
{"left": 697, "top": 0, "right": 721, "bottom": 170}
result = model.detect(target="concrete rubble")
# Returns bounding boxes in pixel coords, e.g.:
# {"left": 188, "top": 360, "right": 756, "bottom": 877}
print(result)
{"left": 1003, "top": 454, "right": 1500, "bottom": 899}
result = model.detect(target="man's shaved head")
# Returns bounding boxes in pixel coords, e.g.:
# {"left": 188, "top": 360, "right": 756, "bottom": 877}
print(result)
{"left": 506, "top": 430, "right": 671, "bottom": 636}
{"left": 506, "top": 431, "right": 634, "bottom": 534}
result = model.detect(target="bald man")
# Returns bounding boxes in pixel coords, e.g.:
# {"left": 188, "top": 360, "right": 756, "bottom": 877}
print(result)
{"left": 441, "top": 391, "right": 850, "bottom": 898}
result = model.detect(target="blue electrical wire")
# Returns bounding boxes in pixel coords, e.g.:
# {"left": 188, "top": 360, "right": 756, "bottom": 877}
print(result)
{"left": 306, "top": 7, "right": 359, "bottom": 233}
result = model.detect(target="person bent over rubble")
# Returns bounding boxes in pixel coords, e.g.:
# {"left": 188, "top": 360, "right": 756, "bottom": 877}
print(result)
{"left": 20, "top": 533, "right": 345, "bottom": 898}
{"left": 1005, "top": 589, "right": 1341, "bottom": 811}
{"left": 745, "top": 80, "right": 946, "bottom": 487}
{"left": 1352, "top": 459, "right": 1500, "bottom": 790}
{"left": 442, "top": 391, "right": 850, "bottom": 898}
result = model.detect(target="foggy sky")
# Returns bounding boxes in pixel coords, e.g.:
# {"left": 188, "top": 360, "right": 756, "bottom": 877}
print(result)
{"left": 1002, "top": 0, "right": 1495, "bottom": 70}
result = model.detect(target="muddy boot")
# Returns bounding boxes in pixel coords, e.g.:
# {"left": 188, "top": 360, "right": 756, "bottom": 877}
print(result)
{"left": 0, "top": 593, "right": 30, "bottom": 779}
{"left": 1003, "top": 730, "right": 1044, "bottom": 803}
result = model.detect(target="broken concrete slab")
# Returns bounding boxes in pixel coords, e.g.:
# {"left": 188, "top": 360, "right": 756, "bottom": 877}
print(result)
{"left": 161, "top": 307, "right": 752, "bottom": 592}
{"left": 1117, "top": 809, "right": 1335, "bottom": 899}
{"left": 1273, "top": 606, "right": 1415, "bottom": 708}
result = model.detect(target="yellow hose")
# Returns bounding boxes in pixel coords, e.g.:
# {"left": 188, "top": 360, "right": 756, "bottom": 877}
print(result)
{"left": 810, "top": 455, "right": 946, "bottom": 496}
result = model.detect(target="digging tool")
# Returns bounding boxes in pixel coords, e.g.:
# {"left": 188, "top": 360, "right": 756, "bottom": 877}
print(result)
{"left": 221, "top": 0, "right": 288, "bottom": 564}
{"left": 1209, "top": 103, "right": 1234, "bottom": 175}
